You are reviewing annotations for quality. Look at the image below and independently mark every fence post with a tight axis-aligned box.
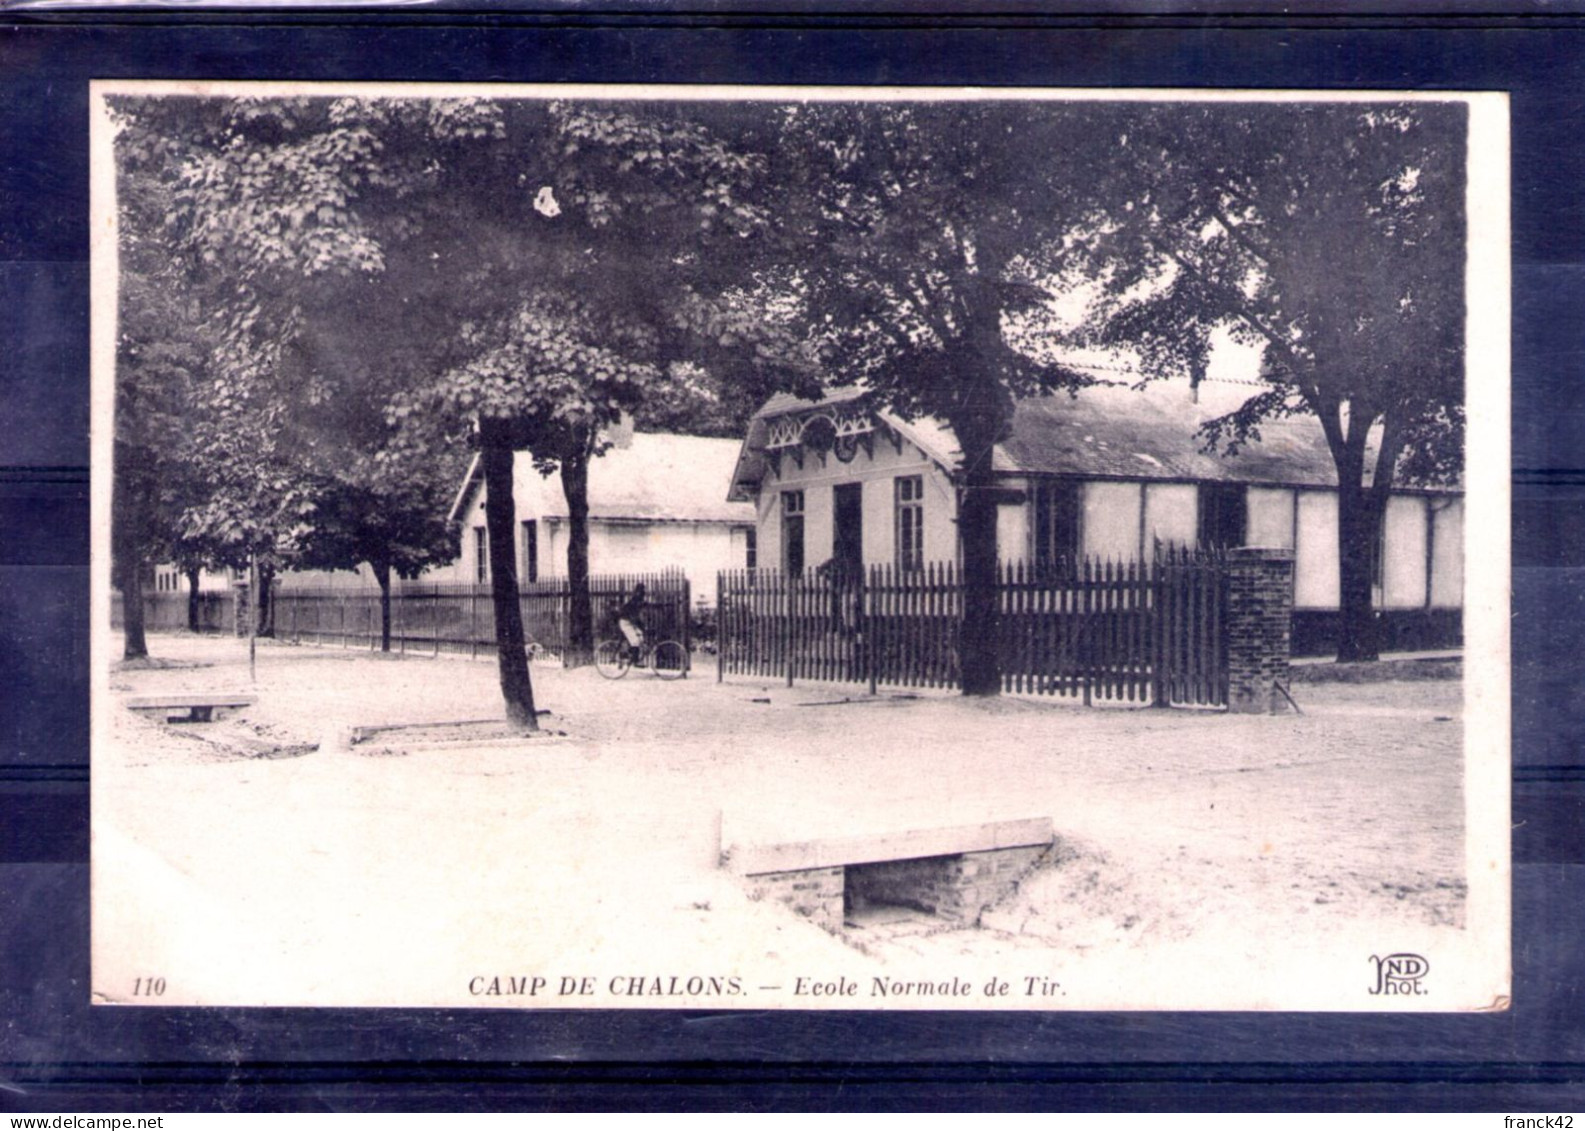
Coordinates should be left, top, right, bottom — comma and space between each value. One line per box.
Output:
681, 573, 692, 678
786, 573, 796, 689
865, 565, 878, 697
1081, 558, 1092, 707
1223, 547, 1295, 714
1160, 548, 1172, 700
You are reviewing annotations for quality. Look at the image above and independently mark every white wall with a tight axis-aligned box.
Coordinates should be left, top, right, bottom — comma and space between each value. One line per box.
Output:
406, 468, 750, 603
560, 521, 744, 605
1286, 489, 1461, 612
996, 477, 1030, 562
1381, 495, 1428, 609
1082, 481, 1144, 561
1246, 486, 1296, 549
1068, 480, 1197, 562
153, 564, 238, 593
757, 435, 957, 570
729, 525, 757, 572
1294, 490, 1340, 609
803, 478, 834, 570
1143, 482, 1197, 552
757, 488, 783, 575
1430, 499, 1464, 608
860, 478, 888, 565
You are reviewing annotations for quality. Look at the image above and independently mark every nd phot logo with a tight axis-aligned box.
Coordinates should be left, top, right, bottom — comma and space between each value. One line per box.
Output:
1368, 952, 1429, 996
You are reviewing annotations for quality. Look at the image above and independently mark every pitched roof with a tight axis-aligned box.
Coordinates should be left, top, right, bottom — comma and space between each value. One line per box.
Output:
453, 432, 757, 525
730, 379, 1437, 496
994, 380, 1347, 486
728, 387, 969, 501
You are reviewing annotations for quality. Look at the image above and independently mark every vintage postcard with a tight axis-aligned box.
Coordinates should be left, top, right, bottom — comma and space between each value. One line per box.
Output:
90, 81, 1509, 1011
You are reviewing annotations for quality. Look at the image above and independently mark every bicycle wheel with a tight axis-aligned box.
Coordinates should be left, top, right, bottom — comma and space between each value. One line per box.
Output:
649, 639, 688, 680
595, 639, 632, 680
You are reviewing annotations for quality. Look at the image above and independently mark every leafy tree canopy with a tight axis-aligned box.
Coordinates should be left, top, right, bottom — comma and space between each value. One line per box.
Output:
1063, 100, 1466, 660
1070, 101, 1465, 488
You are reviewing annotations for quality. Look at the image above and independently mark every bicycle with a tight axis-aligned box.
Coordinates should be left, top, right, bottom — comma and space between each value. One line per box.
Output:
594, 636, 689, 680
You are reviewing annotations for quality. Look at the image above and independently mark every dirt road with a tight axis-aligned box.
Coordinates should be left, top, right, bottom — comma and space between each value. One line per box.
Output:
96, 633, 1471, 1009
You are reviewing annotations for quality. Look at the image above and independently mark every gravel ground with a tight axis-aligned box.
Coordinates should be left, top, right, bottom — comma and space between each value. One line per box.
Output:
95, 631, 1471, 1009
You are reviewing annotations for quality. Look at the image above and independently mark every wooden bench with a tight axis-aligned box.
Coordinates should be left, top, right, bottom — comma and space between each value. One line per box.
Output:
123, 694, 257, 723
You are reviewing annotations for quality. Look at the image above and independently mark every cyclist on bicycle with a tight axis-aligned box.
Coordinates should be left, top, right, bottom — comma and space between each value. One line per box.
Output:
615, 582, 647, 664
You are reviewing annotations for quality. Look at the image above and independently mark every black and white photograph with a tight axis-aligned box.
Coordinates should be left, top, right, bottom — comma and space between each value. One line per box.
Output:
90, 82, 1509, 1011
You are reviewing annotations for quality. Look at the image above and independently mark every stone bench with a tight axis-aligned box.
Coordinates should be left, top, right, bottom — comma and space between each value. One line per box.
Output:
124, 693, 257, 724
723, 816, 1053, 932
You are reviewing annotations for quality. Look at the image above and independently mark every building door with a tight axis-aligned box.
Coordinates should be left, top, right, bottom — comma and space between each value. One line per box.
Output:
781, 490, 805, 575
833, 483, 864, 574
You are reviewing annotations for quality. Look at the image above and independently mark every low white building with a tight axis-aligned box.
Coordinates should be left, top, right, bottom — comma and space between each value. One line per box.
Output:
727, 381, 1463, 656
438, 431, 757, 606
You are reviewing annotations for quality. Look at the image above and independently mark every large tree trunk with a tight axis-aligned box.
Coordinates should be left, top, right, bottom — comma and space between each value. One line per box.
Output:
560, 443, 595, 669
121, 561, 148, 661
185, 566, 201, 632
948, 370, 1014, 697
374, 559, 393, 653
113, 440, 150, 660
954, 453, 1003, 695
479, 425, 538, 730
256, 563, 275, 637
1334, 465, 1388, 663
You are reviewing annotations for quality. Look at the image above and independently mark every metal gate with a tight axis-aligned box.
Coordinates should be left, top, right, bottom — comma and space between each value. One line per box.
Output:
1151, 545, 1229, 707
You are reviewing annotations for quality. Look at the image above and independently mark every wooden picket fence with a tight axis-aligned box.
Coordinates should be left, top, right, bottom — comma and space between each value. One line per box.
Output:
113, 590, 237, 635
996, 558, 1154, 702
272, 569, 691, 660
716, 550, 1227, 707
1153, 544, 1229, 708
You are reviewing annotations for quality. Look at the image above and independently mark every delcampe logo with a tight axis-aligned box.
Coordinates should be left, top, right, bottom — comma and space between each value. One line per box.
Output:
1368, 952, 1430, 996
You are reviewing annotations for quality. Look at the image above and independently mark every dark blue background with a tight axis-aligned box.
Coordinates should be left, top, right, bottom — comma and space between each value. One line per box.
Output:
2, 10, 1581, 1111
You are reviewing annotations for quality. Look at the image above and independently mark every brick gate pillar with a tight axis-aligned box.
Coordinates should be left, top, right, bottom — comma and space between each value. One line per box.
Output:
1224, 547, 1295, 714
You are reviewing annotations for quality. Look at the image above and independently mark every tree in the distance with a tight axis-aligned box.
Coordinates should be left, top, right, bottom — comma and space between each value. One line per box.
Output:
110, 111, 219, 658
111, 94, 501, 649
290, 461, 462, 653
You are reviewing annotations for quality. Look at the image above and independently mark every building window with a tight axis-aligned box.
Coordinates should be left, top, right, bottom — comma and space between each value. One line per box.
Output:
474, 526, 489, 584
895, 475, 924, 571
781, 490, 805, 575
745, 527, 758, 570
1034, 481, 1082, 570
520, 520, 538, 584
1198, 483, 1247, 549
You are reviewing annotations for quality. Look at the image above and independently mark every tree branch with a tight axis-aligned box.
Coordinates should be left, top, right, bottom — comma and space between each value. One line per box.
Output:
1147, 233, 1310, 377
